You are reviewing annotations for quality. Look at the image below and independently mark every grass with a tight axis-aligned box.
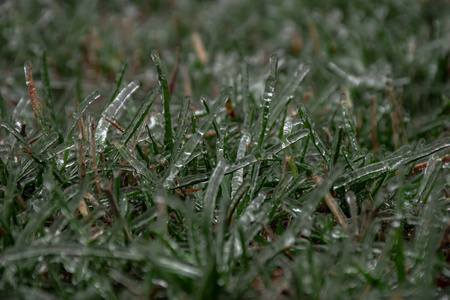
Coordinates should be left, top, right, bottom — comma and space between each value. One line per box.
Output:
0, 0, 449, 298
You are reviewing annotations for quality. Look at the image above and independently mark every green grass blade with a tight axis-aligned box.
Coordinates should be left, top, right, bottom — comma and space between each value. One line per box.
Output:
172, 96, 192, 157
123, 87, 158, 145
65, 90, 101, 139
340, 94, 358, 154
164, 87, 232, 188
415, 154, 443, 204
108, 61, 128, 104
242, 63, 252, 129
298, 103, 330, 162
203, 160, 228, 232
268, 63, 310, 130
151, 50, 173, 149
0, 91, 8, 121
114, 142, 160, 183
266, 129, 309, 155
95, 81, 139, 148
231, 132, 251, 198
330, 127, 344, 168
255, 54, 277, 149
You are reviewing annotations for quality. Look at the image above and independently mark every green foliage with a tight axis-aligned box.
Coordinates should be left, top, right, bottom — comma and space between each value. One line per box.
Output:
0, 0, 449, 299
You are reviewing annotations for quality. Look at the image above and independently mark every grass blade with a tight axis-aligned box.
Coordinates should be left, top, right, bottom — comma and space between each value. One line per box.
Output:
122, 87, 158, 145
298, 103, 330, 163
114, 142, 160, 183
255, 54, 277, 149
151, 50, 173, 149
203, 160, 228, 231
164, 87, 232, 188
95, 81, 139, 147
108, 61, 128, 104
231, 132, 251, 198
172, 96, 192, 158
268, 63, 310, 130
65, 91, 101, 139
340, 93, 358, 154
0, 91, 8, 121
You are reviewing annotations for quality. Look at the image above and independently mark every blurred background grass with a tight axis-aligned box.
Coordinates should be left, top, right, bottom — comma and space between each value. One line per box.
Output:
1, 0, 448, 117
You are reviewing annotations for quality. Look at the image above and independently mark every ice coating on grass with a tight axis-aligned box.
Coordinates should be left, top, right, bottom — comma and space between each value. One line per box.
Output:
203, 160, 228, 226
298, 105, 330, 162
267, 129, 309, 155
340, 95, 358, 153
415, 154, 442, 204
114, 142, 159, 184
333, 137, 450, 191
36, 132, 59, 156
122, 87, 158, 145
231, 132, 251, 199
239, 193, 265, 225
65, 91, 101, 139
151, 50, 173, 149
268, 63, 309, 130
283, 118, 293, 137
13, 97, 27, 121
172, 148, 264, 189
255, 75, 276, 149
242, 64, 252, 129
164, 87, 232, 188
95, 81, 139, 148
172, 96, 191, 156
216, 123, 227, 160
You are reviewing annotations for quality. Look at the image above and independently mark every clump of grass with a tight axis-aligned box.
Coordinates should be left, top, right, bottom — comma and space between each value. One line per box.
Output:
0, 1, 450, 299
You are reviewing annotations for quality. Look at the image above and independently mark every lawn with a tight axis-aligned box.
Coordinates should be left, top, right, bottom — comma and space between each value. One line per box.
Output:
0, 0, 449, 299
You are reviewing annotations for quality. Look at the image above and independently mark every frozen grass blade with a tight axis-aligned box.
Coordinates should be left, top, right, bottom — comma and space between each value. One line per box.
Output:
268, 63, 310, 130
173, 129, 307, 189
415, 154, 442, 204
65, 91, 101, 139
172, 96, 192, 158
266, 129, 309, 155
340, 93, 358, 154
203, 160, 227, 232
330, 127, 344, 168
114, 142, 160, 183
122, 87, 158, 145
255, 54, 277, 149
152, 50, 173, 149
242, 63, 253, 129
95, 81, 139, 148
231, 132, 250, 199
164, 87, 232, 188
298, 103, 330, 163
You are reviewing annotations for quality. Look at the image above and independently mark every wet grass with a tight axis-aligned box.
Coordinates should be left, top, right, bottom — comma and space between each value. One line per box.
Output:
0, 0, 450, 298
